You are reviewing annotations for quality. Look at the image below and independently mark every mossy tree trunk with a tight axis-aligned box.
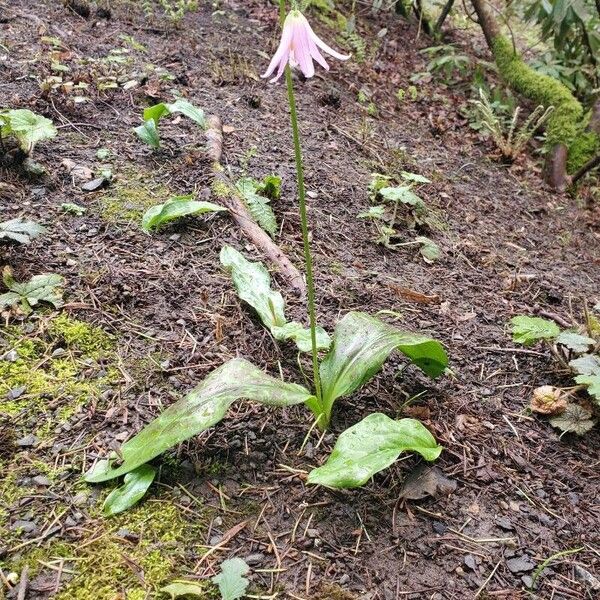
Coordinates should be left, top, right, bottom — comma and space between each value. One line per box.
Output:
470, 0, 600, 189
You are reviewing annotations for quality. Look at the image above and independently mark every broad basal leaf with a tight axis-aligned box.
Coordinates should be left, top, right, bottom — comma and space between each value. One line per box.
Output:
379, 186, 425, 209
0, 267, 64, 313
549, 404, 595, 435
134, 119, 160, 148
510, 315, 560, 346
84, 358, 315, 482
556, 331, 595, 353
574, 374, 600, 405
212, 558, 250, 600
102, 464, 156, 516
3, 109, 57, 153
271, 321, 331, 353
569, 354, 600, 376
307, 413, 442, 488
143, 99, 205, 128
313, 311, 447, 425
0, 218, 45, 244
236, 177, 277, 236
220, 245, 286, 329
220, 246, 330, 353
141, 195, 226, 232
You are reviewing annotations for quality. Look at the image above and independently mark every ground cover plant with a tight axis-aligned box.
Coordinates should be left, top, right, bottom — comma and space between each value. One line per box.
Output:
1, 0, 599, 598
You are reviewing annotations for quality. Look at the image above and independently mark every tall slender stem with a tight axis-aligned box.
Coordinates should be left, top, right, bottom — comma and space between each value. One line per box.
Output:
284, 67, 323, 408
277, 0, 322, 408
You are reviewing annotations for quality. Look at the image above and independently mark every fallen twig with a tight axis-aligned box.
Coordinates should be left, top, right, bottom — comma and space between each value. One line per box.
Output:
205, 115, 306, 295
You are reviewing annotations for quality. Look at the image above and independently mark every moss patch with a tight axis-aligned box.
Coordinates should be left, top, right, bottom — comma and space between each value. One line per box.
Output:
491, 36, 599, 172
0, 317, 117, 425
100, 174, 171, 223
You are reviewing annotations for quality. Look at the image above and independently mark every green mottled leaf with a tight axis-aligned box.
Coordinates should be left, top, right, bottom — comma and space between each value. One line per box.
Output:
271, 321, 331, 353
220, 246, 330, 353
307, 413, 442, 488
574, 374, 600, 405
134, 119, 160, 148
556, 331, 595, 353
1, 109, 57, 153
510, 316, 560, 346
569, 354, 600, 376
212, 558, 250, 600
143, 99, 205, 128
160, 581, 207, 598
220, 245, 286, 329
549, 404, 595, 435
141, 195, 226, 232
357, 205, 386, 220
102, 464, 156, 516
311, 312, 447, 426
0, 219, 45, 244
84, 358, 315, 482
236, 177, 277, 236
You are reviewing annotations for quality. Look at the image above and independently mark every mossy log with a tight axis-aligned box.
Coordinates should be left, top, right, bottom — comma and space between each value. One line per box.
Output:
470, 0, 600, 188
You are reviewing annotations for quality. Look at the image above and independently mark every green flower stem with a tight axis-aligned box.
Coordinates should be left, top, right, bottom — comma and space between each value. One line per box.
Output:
279, 0, 323, 415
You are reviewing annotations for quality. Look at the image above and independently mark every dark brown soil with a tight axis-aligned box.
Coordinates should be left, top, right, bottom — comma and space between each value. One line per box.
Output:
1, 1, 599, 599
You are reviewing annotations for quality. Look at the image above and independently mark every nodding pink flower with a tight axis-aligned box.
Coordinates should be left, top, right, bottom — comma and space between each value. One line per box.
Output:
262, 10, 350, 83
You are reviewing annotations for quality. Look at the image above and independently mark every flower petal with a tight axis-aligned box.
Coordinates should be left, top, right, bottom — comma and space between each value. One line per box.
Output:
262, 17, 294, 79
308, 35, 330, 71
306, 21, 350, 61
292, 19, 315, 78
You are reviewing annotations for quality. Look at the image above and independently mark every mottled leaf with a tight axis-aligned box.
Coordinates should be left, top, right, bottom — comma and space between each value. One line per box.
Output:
271, 321, 331, 353
569, 354, 600, 376
134, 119, 160, 148
0, 267, 64, 313
312, 311, 447, 425
379, 186, 425, 208
307, 413, 442, 488
141, 195, 226, 232
102, 464, 156, 516
84, 358, 315, 482
510, 316, 560, 346
212, 558, 250, 600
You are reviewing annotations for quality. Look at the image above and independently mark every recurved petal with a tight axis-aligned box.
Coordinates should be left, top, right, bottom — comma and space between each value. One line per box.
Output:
261, 18, 294, 79
308, 35, 330, 71
292, 19, 315, 78
306, 21, 350, 61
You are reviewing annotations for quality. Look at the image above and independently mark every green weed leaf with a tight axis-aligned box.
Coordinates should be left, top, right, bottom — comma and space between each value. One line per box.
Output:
569, 354, 600, 376
556, 331, 595, 353
574, 375, 600, 405
415, 236, 440, 263
313, 312, 447, 425
510, 316, 560, 346
212, 558, 250, 600
400, 171, 431, 184
0, 267, 64, 313
1, 109, 57, 153
549, 404, 595, 435
102, 464, 156, 516
160, 581, 206, 599
271, 321, 331, 353
379, 186, 425, 208
0, 218, 45, 244
84, 358, 315, 482
307, 413, 442, 488
141, 195, 226, 232
236, 177, 277, 236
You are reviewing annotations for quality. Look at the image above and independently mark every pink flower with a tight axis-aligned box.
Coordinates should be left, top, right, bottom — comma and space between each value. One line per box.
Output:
262, 10, 350, 83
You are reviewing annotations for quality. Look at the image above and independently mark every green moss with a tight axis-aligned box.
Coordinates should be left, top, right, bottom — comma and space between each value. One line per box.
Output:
0, 317, 117, 427
491, 36, 599, 172
101, 176, 170, 223
49, 498, 210, 600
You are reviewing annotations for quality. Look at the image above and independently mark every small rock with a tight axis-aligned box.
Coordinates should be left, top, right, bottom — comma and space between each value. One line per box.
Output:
521, 575, 533, 588
432, 521, 447, 534
52, 348, 66, 358
11, 520, 36, 533
306, 528, 319, 538
463, 555, 477, 571
244, 553, 264, 566
506, 555, 536, 574
81, 177, 108, 192
72, 493, 88, 507
339, 574, 350, 585
209, 535, 222, 545
32, 475, 51, 486
7, 386, 26, 400
0, 349, 18, 362
16, 434, 38, 447
495, 517, 514, 531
